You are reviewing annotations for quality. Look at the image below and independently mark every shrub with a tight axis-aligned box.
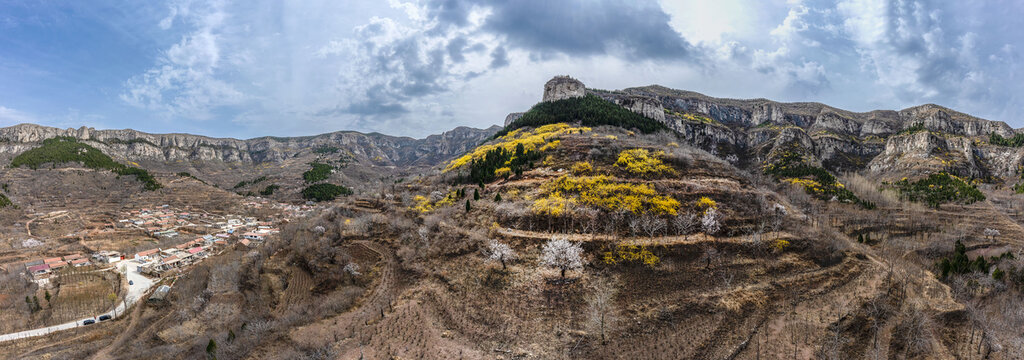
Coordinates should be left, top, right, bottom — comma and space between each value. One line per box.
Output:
570, 161, 593, 175
763, 147, 873, 209
535, 175, 679, 215
615, 149, 675, 177
259, 184, 279, 196
890, 172, 984, 208
601, 243, 659, 268
233, 176, 267, 189
300, 183, 352, 202
0, 194, 11, 208
989, 132, 1024, 147
695, 196, 717, 210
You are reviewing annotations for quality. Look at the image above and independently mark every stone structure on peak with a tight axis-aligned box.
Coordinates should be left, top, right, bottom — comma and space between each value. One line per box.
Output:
542, 75, 586, 102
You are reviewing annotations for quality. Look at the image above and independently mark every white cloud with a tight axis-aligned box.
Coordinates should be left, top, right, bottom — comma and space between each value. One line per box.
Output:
0, 106, 37, 126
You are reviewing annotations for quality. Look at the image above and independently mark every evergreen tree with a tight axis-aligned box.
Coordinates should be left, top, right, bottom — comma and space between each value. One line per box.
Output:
473, 188, 480, 200
494, 193, 502, 202
857, 234, 864, 243
206, 339, 217, 359
465, 199, 472, 212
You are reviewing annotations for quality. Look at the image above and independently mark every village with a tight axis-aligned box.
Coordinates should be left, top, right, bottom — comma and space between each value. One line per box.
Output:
21, 202, 297, 280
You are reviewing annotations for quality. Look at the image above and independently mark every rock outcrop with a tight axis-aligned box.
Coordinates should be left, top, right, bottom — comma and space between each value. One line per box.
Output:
0, 123, 501, 167
542, 76, 586, 102
504, 112, 524, 127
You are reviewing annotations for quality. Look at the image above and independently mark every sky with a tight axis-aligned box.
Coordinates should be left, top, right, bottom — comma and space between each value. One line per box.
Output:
0, 0, 1022, 139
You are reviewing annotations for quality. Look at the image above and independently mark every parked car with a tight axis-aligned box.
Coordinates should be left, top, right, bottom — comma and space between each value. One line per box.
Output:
98, 314, 111, 321
82, 319, 95, 325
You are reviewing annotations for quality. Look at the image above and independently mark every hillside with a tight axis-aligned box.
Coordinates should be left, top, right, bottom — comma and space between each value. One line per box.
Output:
3, 76, 1024, 359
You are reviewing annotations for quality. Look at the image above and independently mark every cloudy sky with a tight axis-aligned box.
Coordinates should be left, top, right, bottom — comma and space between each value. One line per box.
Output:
0, 0, 1021, 139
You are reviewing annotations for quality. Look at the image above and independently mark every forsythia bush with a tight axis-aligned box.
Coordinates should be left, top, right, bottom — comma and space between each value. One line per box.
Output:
533, 175, 679, 215
615, 148, 675, 177
602, 243, 660, 268
411, 191, 458, 213
772, 239, 790, 252
570, 161, 593, 175
695, 196, 717, 210
445, 123, 590, 171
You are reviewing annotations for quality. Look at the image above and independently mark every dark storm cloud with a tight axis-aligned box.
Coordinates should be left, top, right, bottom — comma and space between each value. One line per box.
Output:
441, 0, 692, 60
489, 46, 508, 69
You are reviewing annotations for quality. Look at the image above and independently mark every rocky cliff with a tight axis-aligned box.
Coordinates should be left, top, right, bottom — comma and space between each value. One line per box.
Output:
0, 123, 501, 168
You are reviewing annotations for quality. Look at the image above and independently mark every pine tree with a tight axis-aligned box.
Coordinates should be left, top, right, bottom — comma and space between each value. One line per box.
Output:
857, 234, 864, 243
465, 199, 472, 212
474, 188, 480, 200
494, 193, 502, 202
207, 339, 217, 359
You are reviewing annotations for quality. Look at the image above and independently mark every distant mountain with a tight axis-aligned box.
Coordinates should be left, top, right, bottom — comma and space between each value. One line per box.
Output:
0, 123, 501, 167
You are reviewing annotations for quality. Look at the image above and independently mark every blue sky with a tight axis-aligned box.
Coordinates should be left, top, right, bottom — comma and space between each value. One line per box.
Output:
1, 0, 1022, 139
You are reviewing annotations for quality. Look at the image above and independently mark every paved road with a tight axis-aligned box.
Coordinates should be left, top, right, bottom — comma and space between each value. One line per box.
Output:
0, 261, 157, 343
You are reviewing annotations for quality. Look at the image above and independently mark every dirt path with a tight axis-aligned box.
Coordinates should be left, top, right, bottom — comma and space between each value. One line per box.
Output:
88, 297, 146, 360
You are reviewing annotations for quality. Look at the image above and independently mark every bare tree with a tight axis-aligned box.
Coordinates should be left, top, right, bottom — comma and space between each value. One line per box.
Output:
541, 237, 585, 278
672, 212, 697, 239
486, 240, 517, 270
628, 217, 642, 237
640, 215, 666, 238
586, 277, 618, 344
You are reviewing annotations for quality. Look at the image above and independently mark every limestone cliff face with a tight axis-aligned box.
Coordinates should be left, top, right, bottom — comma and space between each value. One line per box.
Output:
613, 95, 665, 122
0, 123, 501, 167
542, 76, 586, 102
504, 112, 524, 127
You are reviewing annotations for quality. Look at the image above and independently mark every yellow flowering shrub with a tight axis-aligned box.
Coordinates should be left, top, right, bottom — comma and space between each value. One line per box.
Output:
570, 161, 593, 175
536, 175, 679, 215
602, 243, 660, 268
444, 123, 590, 171
494, 167, 512, 178
615, 148, 676, 177
411, 191, 458, 213
531, 191, 572, 216
772, 239, 790, 252
695, 196, 717, 210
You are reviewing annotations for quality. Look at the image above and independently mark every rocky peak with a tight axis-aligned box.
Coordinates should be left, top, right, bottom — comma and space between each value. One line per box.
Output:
543, 75, 586, 102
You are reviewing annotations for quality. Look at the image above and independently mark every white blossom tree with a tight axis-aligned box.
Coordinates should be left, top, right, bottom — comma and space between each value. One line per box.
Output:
541, 237, 585, 278
486, 240, 517, 270
702, 208, 722, 239
984, 228, 1000, 242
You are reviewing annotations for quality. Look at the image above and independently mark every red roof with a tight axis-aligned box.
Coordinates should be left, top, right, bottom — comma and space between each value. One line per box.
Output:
71, 259, 88, 265
28, 264, 50, 273
187, 247, 203, 254
44, 257, 63, 264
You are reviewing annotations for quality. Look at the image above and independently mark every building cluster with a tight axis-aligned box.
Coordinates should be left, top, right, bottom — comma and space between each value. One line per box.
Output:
24, 254, 90, 276
117, 206, 203, 237
25, 207, 281, 279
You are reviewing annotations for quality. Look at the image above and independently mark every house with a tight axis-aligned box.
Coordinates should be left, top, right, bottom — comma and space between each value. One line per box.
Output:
148, 285, 171, 305
237, 239, 252, 248
63, 254, 83, 262
135, 249, 160, 261
186, 247, 207, 258
43, 257, 64, 265
28, 264, 50, 276
24, 259, 44, 268
241, 232, 265, 241
92, 251, 123, 264
71, 258, 89, 267
49, 262, 68, 271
